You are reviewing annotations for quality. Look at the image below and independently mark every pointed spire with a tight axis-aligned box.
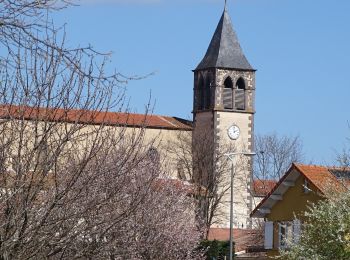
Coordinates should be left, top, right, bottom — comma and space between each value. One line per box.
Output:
195, 6, 254, 71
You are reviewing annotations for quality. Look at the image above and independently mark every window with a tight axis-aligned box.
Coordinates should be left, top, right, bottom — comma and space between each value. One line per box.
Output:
278, 222, 291, 249
205, 76, 212, 109
197, 75, 204, 110
223, 77, 233, 109
278, 220, 301, 249
304, 178, 311, 194
147, 147, 160, 164
234, 77, 246, 110
177, 160, 187, 180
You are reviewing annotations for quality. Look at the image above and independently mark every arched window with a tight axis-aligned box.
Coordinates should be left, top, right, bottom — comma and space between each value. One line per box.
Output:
197, 75, 204, 110
147, 147, 160, 166
205, 76, 212, 109
235, 77, 246, 110
223, 77, 233, 109
177, 159, 187, 180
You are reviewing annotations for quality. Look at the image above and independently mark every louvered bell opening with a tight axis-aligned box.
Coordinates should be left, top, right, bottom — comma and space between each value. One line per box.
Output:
205, 87, 211, 109
223, 88, 233, 109
235, 89, 245, 110
197, 89, 202, 110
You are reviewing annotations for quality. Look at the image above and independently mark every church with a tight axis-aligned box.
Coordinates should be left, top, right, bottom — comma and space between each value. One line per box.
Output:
89, 4, 258, 230
145, 4, 257, 230
0, 4, 257, 232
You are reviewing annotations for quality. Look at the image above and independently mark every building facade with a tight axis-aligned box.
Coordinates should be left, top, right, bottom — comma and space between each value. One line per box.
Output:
251, 163, 349, 257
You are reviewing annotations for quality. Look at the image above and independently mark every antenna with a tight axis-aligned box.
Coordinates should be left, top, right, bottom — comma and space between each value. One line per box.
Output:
224, 0, 228, 10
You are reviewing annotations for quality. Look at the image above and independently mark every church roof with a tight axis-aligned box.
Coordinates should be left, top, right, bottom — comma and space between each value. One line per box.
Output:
0, 104, 192, 131
195, 7, 254, 71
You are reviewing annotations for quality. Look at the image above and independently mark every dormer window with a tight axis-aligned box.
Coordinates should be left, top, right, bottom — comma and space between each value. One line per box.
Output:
235, 77, 246, 110
304, 178, 311, 194
223, 77, 233, 109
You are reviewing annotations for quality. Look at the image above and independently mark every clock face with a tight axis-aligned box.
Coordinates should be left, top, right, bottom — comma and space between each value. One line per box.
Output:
228, 125, 240, 140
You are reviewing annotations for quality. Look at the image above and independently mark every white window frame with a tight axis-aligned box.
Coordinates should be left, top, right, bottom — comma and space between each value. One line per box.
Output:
304, 178, 311, 193
278, 220, 301, 249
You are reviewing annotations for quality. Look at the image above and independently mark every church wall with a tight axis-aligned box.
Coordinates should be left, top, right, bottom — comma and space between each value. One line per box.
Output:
192, 68, 256, 229
0, 117, 191, 180
138, 127, 193, 179
192, 111, 215, 185
213, 111, 254, 229
207, 69, 255, 229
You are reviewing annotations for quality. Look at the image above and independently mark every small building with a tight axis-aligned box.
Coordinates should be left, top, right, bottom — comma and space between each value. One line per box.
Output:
251, 163, 349, 257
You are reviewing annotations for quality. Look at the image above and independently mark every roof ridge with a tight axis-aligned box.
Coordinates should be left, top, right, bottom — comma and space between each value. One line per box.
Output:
157, 116, 179, 128
0, 104, 193, 130
0, 104, 186, 120
215, 10, 226, 68
295, 163, 350, 172
251, 163, 350, 218
294, 163, 329, 168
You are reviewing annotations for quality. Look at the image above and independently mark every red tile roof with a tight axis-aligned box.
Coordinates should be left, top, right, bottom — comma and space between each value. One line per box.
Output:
251, 163, 350, 218
0, 104, 192, 131
207, 228, 263, 252
294, 164, 347, 194
253, 179, 277, 197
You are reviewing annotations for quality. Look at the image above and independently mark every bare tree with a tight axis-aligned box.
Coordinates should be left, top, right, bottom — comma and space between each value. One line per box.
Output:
336, 128, 350, 168
336, 147, 350, 169
0, 1, 203, 259
254, 133, 304, 181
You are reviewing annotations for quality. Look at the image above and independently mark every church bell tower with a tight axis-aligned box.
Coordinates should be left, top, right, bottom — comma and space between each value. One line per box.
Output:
193, 5, 256, 228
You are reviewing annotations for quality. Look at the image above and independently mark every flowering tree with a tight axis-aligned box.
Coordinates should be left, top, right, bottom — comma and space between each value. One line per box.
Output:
280, 190, 350, 260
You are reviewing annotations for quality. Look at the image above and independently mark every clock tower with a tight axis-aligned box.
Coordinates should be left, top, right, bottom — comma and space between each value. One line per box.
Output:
193, 5, 256, 228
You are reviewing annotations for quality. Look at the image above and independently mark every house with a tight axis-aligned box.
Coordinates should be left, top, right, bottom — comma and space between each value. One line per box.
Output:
251, 163, 349, 257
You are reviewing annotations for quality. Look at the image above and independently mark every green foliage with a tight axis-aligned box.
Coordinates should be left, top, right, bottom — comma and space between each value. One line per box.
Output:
281, 190, 350, 260
199, 240, 232, 260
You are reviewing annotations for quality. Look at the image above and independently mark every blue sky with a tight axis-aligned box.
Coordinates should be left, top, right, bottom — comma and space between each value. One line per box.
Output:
55, 0, 350, 164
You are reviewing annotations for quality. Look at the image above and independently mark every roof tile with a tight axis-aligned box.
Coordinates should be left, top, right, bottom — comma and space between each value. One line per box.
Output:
0, 104, 192, 131
253, 179, 277, 197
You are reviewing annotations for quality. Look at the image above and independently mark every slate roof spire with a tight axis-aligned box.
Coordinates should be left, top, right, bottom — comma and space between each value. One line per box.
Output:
195, 5, 254, 71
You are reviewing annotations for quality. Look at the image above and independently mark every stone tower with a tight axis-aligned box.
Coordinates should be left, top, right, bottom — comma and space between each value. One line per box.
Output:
193, 6, 256, 229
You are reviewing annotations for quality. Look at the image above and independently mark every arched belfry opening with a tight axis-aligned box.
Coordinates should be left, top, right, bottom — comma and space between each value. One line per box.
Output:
235, 77, 246, 110
223, 77, 233, 109
205, 75, 212, 109
197, 75, 204, 110
236, 77, 245, 90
